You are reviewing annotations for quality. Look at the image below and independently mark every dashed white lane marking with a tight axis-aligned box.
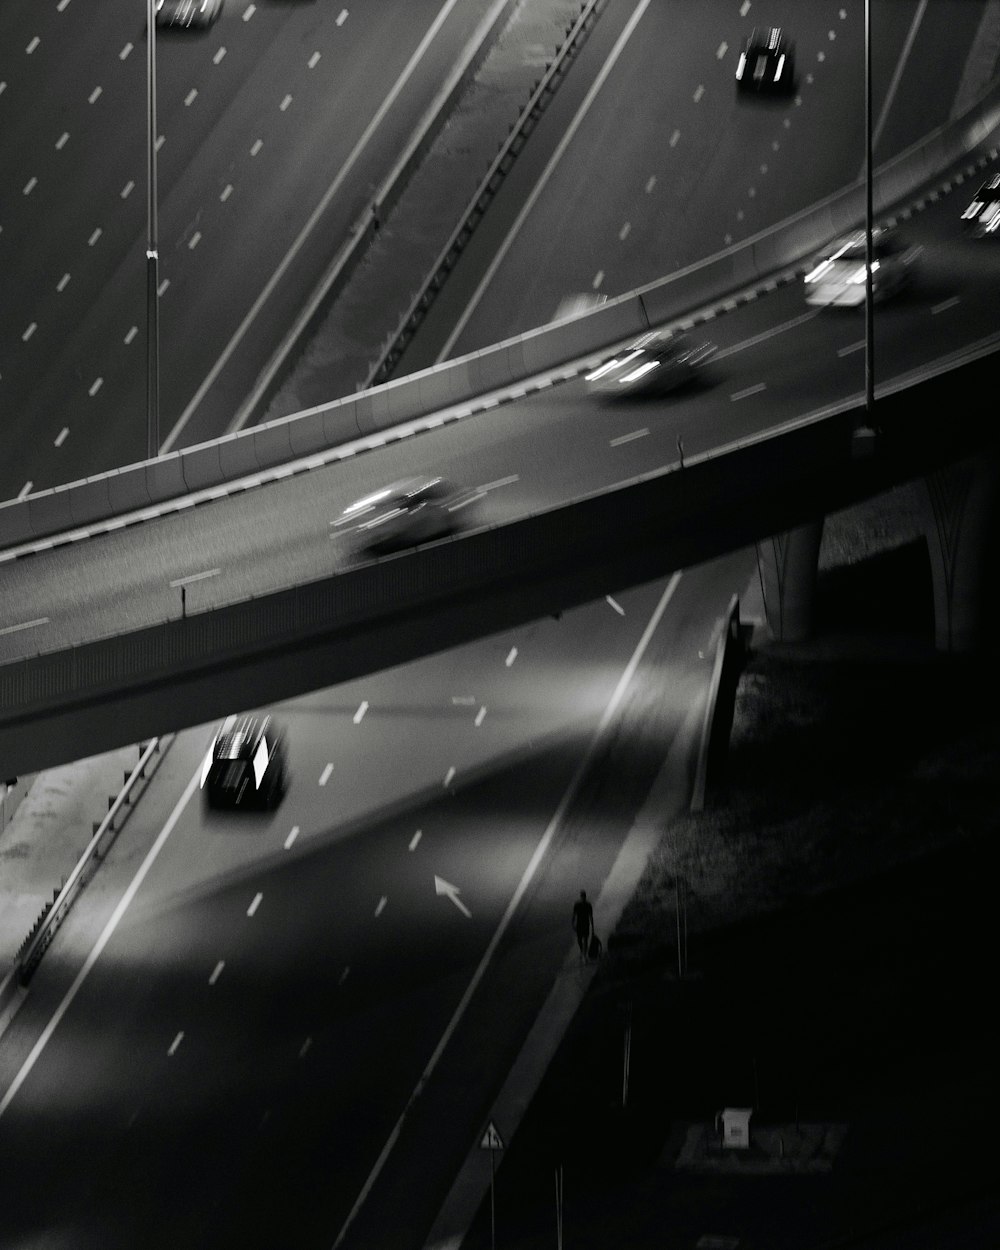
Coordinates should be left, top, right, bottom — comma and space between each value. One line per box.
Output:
716, 41, 728, 58
505, 646, 518, 667
319, 763, 334, 787
88, 86, 101, 104
167, 1032, 184, 1056
188, 231, 201, 250
610, 428, 648, 447
619, 221, 630, 240
731, 382, 767, 401
54, 428, 69, 447
592, 269, 604, 289
353, 701, 368, 724
213, 47, 226, 64
740, 0, 750, 14
88, 228, 102, 246
247, 892, 263, 917
284, 825, 299, 850
336, 9, 348, 24
23, 177, 37, 196
209, 961, 224, 985
474, 706, 487, 727
88, 377, 103, 396
26, 36, 40, 54
374, 896, 387, 918
299, 1036, 312, 1058
169, 568, 220, 587
606, 595, 625, 616
220, 184, 233, 202
157, 278, 169, 296
280, 94, 292, 111
243, 3, 256, 18
443, 766, 456, 788
184, 89, 198, 107
120, 180, 134, 199
17, 482, 32, 500
57, 0, 71, 10
338, 966, 350, 985
308, 52, 320, 69
693, 84, 704, 102
0, 618, 49, 638
124, 326, 138, 344
931, 296, 960, 315
55, 132, 69, 149
250, 139, 263, 156
120, 42, 133, 60
670, 129, 680, 147
155, 134, 165, 152
409, 830, 422, 851
22, 323, 37, 342
56, 273, 70, 292
645, 174, 656, 192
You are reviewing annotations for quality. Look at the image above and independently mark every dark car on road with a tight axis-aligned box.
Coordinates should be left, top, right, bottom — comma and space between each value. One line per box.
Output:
960, 172, 1000, 237
201, 714, 287, 810
585, 330, 716, 397
155, 0, 224, 29
736, 27, 794, 96
334, 476, 481, 556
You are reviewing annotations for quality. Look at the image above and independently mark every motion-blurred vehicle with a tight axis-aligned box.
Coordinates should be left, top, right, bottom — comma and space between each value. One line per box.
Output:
335, 476, 480, 555
201, 713, 287, 810
585, 330, 716, 397
803, 228, 918, 307
960, 172, 1000, 237
735, 27, 794, 95
155, 0, 223, 29
551, 293, 608, 323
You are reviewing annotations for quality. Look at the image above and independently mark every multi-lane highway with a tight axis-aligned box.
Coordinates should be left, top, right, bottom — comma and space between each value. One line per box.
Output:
0, 0, 501, 499
1, 3, 998, 1248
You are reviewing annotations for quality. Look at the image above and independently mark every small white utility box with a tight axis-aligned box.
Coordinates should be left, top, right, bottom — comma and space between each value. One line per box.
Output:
719, 1106, 752, 1150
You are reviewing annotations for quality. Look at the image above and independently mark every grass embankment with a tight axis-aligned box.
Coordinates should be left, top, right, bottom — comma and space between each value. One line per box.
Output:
475, 483, 1000, 1246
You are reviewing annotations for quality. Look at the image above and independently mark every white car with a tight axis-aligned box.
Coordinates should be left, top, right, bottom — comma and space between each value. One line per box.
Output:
804, 229, 918, 308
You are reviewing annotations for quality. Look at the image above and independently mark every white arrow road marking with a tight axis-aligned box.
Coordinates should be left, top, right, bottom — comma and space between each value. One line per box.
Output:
434, 875, 471, 919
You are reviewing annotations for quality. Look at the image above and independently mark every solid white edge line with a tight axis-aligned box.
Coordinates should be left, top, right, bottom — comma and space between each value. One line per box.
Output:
0, 768, 200, 1120
331, 570, 683, 1248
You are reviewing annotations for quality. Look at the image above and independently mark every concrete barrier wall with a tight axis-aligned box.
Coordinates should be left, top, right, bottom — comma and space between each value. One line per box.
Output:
3, 79, 1000, 554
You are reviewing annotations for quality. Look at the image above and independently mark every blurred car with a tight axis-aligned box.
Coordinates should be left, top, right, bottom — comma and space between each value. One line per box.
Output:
585, 330, 716, 397
735, 27, 794, 95
335, 476, 480, 555
803, 228, 918, 307
201, 713, 287, 810
155, 0, 223, 29
960, 172, 1000, 237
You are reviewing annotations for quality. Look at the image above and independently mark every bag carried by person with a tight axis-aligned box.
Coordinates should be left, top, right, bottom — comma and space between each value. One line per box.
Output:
588, 933, 602, 960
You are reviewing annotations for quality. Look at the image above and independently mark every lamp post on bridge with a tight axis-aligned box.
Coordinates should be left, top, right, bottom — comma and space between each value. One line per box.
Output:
855, 0, 878, 457
146, 0, 160, 461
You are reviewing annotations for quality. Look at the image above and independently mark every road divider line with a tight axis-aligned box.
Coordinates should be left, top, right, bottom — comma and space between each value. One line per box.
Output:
247, 893, 262, 918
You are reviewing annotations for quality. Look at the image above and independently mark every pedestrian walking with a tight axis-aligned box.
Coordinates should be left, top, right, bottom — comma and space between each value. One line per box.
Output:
572, 890, 594, 964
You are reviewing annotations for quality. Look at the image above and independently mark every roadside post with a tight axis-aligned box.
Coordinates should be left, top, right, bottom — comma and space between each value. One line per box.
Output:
480, 1120, 504, 1250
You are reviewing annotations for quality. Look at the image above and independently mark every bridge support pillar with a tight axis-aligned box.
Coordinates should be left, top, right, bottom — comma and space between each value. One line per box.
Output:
920, 451, 999, 654
754, 521, 824, 643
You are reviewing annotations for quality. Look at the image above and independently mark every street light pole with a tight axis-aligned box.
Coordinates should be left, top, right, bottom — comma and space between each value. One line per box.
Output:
855, 0, 877, 456
146, 0, 160, 460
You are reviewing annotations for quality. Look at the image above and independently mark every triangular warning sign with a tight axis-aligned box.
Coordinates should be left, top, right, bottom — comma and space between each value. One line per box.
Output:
480, 1120, 504, 1150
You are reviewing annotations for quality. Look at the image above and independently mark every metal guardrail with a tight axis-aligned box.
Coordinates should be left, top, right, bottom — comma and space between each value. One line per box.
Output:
14, 736, 173, 985
367, 0, 607, 386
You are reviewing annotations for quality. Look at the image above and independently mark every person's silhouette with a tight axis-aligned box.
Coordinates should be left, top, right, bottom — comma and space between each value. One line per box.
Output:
572, 890, 594, 963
